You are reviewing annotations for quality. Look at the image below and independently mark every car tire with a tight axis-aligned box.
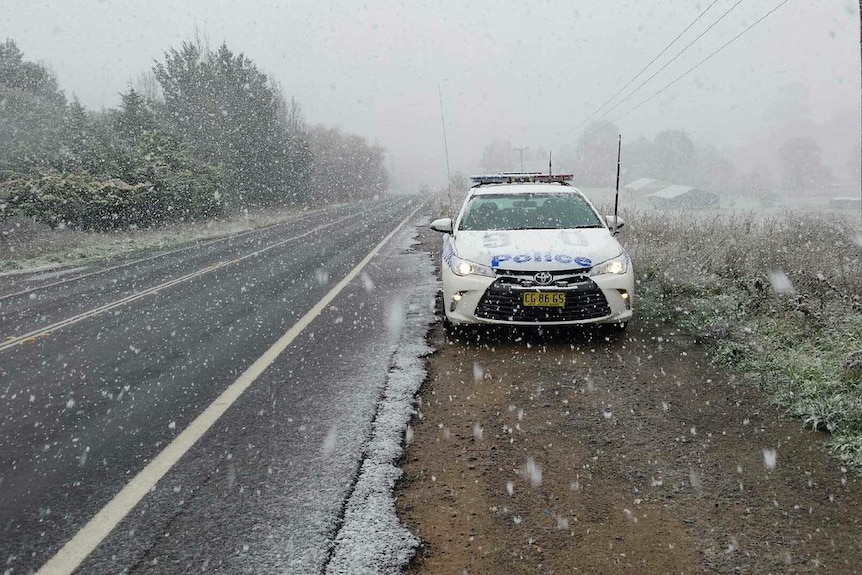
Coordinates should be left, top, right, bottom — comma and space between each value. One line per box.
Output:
442, 314, 454, 330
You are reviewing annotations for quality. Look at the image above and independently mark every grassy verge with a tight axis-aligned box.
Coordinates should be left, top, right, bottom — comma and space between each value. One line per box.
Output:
626, 210, 862, 470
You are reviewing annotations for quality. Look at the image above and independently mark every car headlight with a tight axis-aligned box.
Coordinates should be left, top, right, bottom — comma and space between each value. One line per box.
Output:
590, 252, 629, 276
449, 254, 496, 277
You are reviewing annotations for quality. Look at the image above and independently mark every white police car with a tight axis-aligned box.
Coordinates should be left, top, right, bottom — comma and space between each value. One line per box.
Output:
430, 173, 633, 327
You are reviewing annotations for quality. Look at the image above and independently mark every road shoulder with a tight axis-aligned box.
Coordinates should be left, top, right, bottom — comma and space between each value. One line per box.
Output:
397, 227, 862, 574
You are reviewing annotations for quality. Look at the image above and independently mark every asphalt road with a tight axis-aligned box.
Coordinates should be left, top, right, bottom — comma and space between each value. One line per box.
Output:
0, 196, 431, 574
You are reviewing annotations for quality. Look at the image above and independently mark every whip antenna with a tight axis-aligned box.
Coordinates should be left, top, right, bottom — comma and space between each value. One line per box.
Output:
613, 135, 622, 234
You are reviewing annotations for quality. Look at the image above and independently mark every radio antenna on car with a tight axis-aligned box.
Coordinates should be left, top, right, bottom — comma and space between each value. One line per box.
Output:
613, 135, 622, 235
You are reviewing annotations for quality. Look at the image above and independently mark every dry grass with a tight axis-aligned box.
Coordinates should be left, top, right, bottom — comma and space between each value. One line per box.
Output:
430, 185, 862, 467
626, 210, 862, 297
625, 209, 862, 470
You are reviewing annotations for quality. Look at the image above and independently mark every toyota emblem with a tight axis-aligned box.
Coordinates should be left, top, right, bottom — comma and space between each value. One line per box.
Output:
533, 271, 553, 285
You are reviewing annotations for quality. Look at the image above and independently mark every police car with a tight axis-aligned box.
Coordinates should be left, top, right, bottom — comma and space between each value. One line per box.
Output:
430, 173, 634, 327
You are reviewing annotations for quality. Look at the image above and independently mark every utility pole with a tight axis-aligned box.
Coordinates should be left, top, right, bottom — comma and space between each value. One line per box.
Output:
438, 85, 452, 202
514, 146, 528, 172
859, 1, 861, 225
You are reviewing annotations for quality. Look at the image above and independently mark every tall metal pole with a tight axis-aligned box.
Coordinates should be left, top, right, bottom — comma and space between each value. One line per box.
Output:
613, 135, 622, 235
858, 1, 861, 225
438, 85, 452, 196
515, 146, 528, 171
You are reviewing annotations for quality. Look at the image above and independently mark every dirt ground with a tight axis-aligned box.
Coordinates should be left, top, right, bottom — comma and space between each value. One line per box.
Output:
395, 230, 862, 575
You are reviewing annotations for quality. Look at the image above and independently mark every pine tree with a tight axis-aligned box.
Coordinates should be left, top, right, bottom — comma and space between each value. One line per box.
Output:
154, 40, 312, 208
0, 39, 67, 176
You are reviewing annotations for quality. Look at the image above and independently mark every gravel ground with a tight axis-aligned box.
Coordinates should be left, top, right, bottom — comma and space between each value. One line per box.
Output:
396, 228, 862, 575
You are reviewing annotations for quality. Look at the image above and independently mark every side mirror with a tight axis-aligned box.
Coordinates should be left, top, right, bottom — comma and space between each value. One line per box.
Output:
430, 217, 453, 234
605, 215, 625, 232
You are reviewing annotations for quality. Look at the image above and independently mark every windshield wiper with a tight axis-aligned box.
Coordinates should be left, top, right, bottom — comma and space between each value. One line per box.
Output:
492, 225, 604, 230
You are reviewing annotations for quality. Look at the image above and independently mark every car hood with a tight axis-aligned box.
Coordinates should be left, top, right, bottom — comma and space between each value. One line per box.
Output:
453, 228, 623, 271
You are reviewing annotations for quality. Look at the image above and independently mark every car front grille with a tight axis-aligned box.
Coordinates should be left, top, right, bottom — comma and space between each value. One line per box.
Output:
475, 276, 611, 322
495, 266, 592, 280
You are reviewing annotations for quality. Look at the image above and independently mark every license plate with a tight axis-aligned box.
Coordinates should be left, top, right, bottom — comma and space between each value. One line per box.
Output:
522, 292, 566, 307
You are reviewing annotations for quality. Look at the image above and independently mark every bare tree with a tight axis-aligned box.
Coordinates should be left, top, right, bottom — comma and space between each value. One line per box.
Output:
132, 70, 162, 103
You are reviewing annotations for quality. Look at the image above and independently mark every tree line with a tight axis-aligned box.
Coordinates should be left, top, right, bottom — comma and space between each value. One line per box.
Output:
479, 120, 836, 197
0, 38, 388, 231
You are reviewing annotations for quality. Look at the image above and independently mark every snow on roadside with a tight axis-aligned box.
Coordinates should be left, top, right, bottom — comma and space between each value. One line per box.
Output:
0, 207, 313, 274
325, 228, 437, 575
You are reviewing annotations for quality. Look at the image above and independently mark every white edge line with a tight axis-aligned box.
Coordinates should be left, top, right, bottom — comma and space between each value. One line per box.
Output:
0, 204, 339, 300
35, 204, 422, 575
1, 208, 371, 352
0, 264, 226, 352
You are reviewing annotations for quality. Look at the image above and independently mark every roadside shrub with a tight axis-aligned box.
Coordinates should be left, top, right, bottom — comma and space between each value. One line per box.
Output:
627, 209, 862, 472
0, 171, 224, 230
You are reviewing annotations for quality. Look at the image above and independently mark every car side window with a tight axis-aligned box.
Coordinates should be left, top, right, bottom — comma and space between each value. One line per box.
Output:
460, 199, 499, 230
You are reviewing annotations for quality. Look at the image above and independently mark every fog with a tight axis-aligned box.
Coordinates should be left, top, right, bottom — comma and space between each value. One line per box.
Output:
3, 0, 859, 190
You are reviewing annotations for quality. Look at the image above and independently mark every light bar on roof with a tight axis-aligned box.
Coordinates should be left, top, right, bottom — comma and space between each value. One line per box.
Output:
470, 173, 574, 185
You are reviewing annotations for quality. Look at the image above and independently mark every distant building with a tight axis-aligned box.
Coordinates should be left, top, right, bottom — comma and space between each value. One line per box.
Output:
623, 178, 666, 194
647, 185, 719, 209
829, 196, 862, 211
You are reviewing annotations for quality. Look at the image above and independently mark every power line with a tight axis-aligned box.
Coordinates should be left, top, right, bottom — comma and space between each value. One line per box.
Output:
595, 0, 746, 123
612, 0, 790, 123
558, 0, 722, 142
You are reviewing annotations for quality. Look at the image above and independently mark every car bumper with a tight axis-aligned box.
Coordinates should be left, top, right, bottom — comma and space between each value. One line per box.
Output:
441, 264, 634, 326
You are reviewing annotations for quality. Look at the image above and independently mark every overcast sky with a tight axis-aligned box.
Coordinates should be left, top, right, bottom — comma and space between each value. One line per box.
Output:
3, 1, 860, 189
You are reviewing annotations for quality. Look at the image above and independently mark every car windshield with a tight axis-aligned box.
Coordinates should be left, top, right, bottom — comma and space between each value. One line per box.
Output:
458, 193, 603, 231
